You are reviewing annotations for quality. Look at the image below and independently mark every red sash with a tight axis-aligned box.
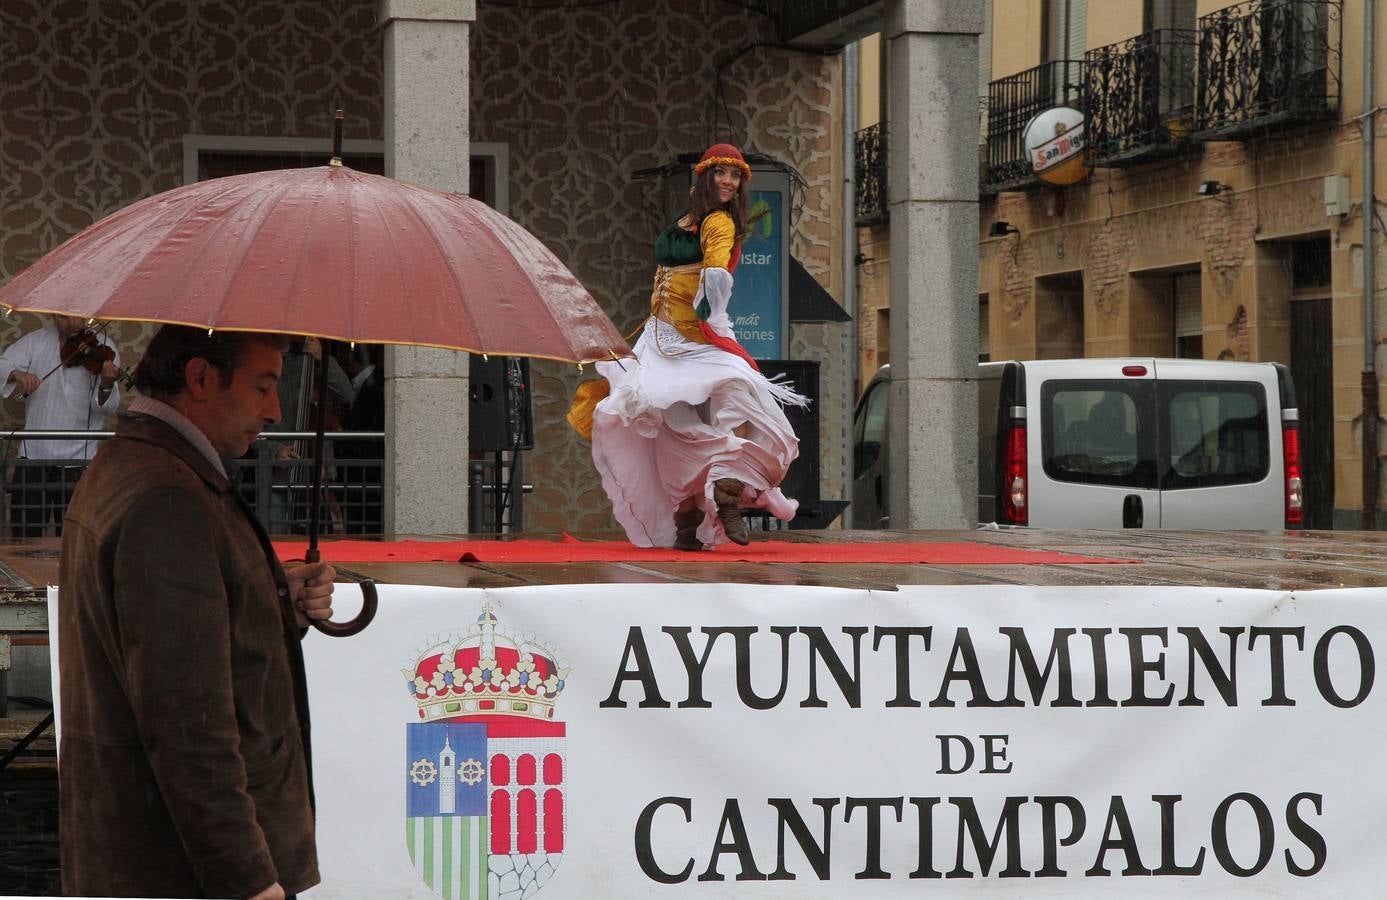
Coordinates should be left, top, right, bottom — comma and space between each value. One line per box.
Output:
698, 322, 760, 372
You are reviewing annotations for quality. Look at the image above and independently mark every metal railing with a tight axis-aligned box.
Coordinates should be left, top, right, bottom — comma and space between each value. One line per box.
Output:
983, 59, 1085, 192
1086, 29, 1198, 165
0, 431, 531, 538
239, 434, 387, 536
0, 431, 386, 539
1195, 0, 1342, 137
853, 123, 887, 226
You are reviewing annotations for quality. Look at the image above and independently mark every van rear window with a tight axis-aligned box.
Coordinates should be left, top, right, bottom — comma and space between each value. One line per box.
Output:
1041, 382, 1157, 489
1161, 382, 1269, 489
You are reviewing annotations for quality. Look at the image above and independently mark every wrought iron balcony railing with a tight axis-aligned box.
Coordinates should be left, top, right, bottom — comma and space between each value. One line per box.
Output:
1086, 29, 1198, 165
1196, 0, 1342, 137
983, 59, 1085, 192
854, 122, 887, 226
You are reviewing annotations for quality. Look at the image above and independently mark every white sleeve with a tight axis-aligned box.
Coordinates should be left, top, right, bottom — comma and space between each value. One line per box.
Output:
0, 331, 39, 399
697, 267, 735, 339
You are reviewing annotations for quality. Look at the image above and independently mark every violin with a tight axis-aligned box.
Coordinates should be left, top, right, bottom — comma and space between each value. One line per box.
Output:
62, 330, 117, 376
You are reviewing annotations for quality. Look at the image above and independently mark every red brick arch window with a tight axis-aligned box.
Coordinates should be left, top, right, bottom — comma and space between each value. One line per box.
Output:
544, 788, 564, 852
490, 790, 511, 854
517, 789, 537, 854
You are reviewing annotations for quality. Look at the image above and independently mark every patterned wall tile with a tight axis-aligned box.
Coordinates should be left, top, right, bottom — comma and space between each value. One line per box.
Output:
472, 1, 842, 531
0, 0, 843, 532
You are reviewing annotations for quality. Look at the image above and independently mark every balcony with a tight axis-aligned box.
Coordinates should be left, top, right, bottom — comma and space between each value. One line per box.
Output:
982, 60, 1085, 193
854, 122, 887, 226
1086, 29, 1198, 166
1195, 0, 1342, 138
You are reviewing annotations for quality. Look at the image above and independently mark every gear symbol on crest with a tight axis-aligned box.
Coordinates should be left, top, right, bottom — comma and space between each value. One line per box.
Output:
459, 758, 485, 786
410, 759, 437, 786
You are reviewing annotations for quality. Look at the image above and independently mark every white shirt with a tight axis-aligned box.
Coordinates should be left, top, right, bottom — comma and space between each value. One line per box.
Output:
0, 322, 120, 460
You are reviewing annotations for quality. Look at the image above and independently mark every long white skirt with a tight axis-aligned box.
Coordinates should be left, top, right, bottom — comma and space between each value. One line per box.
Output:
592, 318, 805, 548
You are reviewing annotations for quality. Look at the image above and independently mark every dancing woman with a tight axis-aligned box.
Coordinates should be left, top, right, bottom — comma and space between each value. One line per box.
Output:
574, 143, 807, 550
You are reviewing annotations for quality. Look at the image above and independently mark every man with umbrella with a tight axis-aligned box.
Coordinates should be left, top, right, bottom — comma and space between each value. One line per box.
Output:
0, 140, 632, 898
58, 325, 336, 899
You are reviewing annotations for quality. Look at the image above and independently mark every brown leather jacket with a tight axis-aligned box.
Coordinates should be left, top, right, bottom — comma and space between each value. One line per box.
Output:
58, 412, 318, 898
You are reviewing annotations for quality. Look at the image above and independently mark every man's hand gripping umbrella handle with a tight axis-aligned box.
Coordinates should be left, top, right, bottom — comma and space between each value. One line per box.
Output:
299, 335, 378, 638
304, 545, 379, 638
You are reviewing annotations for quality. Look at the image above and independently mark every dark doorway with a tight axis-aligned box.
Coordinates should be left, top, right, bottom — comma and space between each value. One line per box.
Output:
1290, 299, 1333, 529
1034, 271, 1084, 358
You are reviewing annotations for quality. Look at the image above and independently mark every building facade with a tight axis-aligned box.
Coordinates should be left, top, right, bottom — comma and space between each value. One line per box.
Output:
0, 0, 852, 534
855, 0, 1386, 529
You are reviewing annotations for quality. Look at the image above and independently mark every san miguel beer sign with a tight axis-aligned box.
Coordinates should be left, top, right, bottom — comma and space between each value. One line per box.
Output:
1024, 106, 1091, 186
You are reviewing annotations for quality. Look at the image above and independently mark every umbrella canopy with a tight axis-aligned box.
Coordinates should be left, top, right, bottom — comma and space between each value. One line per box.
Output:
0, 163, 631, 637
0, 165, 630, 364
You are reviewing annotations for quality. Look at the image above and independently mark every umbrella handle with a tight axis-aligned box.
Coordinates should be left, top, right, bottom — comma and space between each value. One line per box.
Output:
310, 578, 380, 638
300, 492, 378, 637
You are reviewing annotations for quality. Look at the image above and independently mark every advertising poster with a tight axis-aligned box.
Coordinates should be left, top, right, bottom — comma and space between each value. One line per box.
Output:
729, 181, 786, 360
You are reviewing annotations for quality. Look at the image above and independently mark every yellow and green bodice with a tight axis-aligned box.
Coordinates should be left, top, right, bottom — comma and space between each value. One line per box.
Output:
649, 210, 736, 343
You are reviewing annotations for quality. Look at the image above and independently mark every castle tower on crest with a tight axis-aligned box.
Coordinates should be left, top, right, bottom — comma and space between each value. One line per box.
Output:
438, 734, 456, 815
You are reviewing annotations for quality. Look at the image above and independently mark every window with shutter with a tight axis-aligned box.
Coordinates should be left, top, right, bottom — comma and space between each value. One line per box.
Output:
1174, 271, 1203, 358
1174, 272, 1202, 338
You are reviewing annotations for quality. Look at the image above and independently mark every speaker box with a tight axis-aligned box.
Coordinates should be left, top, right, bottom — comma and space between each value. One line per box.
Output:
757, 359, 820, 510
469, 356, 534, 452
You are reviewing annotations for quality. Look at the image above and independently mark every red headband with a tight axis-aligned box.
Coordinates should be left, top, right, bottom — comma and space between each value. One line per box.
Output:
695, 143, 752, 181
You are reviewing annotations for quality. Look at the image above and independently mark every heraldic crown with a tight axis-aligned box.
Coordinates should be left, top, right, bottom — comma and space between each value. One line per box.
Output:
403, 600, 570, 723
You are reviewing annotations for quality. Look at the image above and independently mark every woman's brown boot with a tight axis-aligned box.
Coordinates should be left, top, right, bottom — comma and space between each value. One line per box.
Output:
713, 478, 750, 545
673, 506, 704, 551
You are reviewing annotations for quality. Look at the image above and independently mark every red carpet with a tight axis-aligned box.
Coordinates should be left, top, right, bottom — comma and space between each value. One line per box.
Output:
273, 536, 1137, 566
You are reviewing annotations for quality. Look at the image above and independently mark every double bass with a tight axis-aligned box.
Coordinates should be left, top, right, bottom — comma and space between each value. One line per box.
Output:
289, 334, 379, 639
290, 338, 345, 533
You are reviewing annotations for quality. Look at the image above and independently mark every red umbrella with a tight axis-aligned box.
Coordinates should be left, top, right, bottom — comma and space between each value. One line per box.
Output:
0, 141, 630, 636
0, 165, 629, 364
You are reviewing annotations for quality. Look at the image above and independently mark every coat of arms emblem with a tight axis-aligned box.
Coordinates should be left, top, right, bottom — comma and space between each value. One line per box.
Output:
403, 601, 569, 899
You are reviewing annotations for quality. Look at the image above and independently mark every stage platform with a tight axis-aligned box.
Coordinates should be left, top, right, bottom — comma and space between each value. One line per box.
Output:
4, 525, 1382, 749
1, 528, 1385, 894
283, 527, 1387, 591
0, 526, 1383, 608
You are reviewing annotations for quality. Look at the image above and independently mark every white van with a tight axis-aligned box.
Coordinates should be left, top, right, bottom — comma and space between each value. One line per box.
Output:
852, 358, 1303, 529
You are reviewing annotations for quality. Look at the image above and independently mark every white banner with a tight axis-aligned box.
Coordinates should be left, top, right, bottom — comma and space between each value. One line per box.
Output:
302, 584, 1387, 899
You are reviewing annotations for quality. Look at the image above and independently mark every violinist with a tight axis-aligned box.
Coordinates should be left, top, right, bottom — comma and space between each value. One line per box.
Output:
0, 314, 121, 536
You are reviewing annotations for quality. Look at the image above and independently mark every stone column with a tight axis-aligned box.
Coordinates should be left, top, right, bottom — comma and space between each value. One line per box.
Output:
885, 0, 982, 528
379, 0, 474, 535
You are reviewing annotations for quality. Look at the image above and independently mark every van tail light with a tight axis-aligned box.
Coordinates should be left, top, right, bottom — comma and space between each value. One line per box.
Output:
1004, 425, 1028, 525
1283, 425, 1303, 527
